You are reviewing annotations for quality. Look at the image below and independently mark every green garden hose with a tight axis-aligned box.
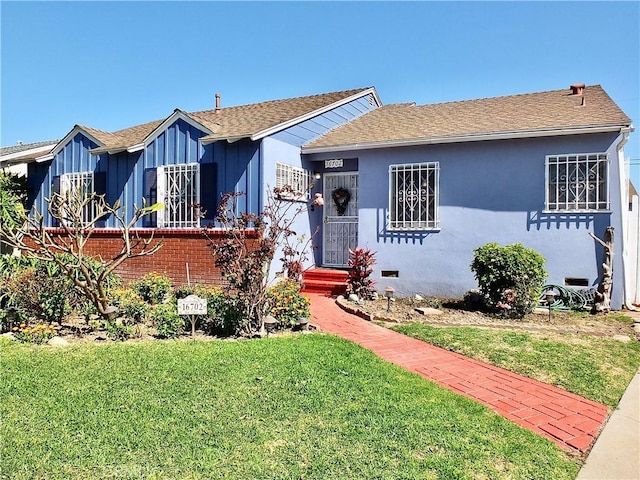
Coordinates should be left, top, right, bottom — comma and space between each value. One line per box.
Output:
539, 285, 592, 312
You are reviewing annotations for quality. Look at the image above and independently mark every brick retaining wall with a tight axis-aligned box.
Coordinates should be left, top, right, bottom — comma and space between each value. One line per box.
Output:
22, 228, 260, 286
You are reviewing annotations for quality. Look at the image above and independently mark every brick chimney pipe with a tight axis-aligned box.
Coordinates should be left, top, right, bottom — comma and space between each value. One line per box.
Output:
215, 93, 221, 112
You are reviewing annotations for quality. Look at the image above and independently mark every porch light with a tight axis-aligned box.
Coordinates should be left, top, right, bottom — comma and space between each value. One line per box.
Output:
313, 171, 322, 180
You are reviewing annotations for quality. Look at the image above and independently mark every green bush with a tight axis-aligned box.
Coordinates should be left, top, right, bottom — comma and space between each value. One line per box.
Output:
103, 320, 135, 341
132, 272, 172, 305
470, 243, 547, 318
151, 303, 185, 338
0, 253, 120, 320
108, 287, 149, 324
4, 268, 70, 324
265, 279, 311, 328
13, 322, 57, 344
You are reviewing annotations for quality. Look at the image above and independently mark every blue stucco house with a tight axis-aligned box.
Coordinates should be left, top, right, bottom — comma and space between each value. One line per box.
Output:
5, 84, 638, 309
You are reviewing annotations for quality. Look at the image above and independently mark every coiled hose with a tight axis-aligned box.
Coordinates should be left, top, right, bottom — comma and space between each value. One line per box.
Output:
539, 285, 593, 312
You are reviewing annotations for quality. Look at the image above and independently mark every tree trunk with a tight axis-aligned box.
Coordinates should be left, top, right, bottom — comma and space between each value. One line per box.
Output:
591, 227, 614, 314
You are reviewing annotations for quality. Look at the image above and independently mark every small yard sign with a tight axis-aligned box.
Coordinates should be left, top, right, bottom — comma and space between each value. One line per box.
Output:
178, 295, 207, 337
177, 295, 207, 315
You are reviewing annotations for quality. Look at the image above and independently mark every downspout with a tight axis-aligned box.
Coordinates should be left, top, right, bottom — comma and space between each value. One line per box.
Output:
615, 127, 636, 310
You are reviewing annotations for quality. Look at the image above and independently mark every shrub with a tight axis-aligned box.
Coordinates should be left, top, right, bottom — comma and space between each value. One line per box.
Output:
346, 247, 377, 300
0, 254, 120, 321
470, 242, 547, 318
265, 279, 311, 328
104, 320, 135, 341
132, 272, 172, 305
207, 188, 315, 337
151, 303, 185, 339
13, 322, 56, 344
4, 268, 70, 324
109, 287, 149, 324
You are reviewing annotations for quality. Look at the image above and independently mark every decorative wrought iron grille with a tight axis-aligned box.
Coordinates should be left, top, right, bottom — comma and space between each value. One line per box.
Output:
546, 153, 609, 211
275, 163, 311, 200
61, 172, 95, 225
388, 163, 439, 230
159, 163, 200, 228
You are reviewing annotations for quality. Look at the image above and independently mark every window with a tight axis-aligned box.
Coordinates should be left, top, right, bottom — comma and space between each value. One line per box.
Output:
546, 153, 609, 212
157, 163, 200, 228
60, 171, 95, 225
275, 162, 311, 200
388, 162, 439, 230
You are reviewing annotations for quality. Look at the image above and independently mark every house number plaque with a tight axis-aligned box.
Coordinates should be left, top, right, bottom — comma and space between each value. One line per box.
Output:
325, 159, 343, 169
177, 295, 207, 315
178, 294, 207, 337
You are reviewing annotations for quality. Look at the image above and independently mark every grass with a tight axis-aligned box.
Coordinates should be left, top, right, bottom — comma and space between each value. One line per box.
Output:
1, 335, 580, 479
391, 323, 640, 407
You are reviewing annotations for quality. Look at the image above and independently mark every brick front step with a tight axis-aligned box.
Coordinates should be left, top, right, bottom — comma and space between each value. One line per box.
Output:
302, 267, 348, 295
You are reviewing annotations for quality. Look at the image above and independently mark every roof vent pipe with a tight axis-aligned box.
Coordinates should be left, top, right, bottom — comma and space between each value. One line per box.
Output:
215, 93, 221, 113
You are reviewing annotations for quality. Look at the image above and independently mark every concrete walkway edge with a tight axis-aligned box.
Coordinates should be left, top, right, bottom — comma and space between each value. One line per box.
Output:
577, 369, 640, 479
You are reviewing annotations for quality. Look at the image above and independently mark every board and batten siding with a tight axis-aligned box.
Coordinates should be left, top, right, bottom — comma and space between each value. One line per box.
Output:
28, 133, 103, 226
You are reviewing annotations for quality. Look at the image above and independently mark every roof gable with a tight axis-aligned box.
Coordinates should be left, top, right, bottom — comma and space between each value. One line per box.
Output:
303, 85, 633, 153
39, 87, 378, 155
194, 87, 379, 144
36, 125, 116, 162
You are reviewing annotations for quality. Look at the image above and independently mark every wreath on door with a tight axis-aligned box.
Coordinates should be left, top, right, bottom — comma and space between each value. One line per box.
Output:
331, 187, 351, 215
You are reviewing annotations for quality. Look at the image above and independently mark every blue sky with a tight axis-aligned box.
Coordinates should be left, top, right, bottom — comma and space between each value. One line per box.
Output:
1, 1, 639, 181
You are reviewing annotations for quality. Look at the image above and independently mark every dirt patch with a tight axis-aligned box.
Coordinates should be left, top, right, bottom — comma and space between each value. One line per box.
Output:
337, 295, 640, 340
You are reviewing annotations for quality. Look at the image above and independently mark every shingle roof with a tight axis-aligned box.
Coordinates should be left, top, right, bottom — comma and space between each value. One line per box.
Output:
191, 88, 374, 143
0, 140, 58, 157
84, 87, 374, 152
0, 140, 58, 166
303, 85, 632, 152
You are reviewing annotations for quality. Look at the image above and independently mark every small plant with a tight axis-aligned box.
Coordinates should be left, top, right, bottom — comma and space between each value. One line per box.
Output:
104, 320, 135, 341
346, 247, 377, 300
13, 322, 57, 344
109, 287, 149, 323
151, 303, 185, 339
4, 268, 71, 324
470, 242, 547, 318
264, 279, 311, 328
132, 272, 172, 305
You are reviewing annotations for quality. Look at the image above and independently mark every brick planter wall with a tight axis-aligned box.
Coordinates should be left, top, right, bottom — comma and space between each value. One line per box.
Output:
22, 228, 260, 286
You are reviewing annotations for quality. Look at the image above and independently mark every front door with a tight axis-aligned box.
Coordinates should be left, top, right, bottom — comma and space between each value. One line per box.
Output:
323, 172, 358, 266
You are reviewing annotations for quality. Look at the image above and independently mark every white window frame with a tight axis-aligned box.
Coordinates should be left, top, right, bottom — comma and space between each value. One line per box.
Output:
545, 153, 609, 212
388, 162, 440, 231
275, 162, 312, 200
157, 163, 200, 228
60, 171, 95, 226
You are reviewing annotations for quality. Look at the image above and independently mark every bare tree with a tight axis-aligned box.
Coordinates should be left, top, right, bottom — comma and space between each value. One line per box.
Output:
3, 191, 163, 318
589, 226, 614, 314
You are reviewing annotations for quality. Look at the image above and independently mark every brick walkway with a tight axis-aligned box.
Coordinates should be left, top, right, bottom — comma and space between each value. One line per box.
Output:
307, 293, 610, 454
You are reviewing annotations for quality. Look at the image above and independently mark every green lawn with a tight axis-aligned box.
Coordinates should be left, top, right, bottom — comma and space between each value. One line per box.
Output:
391, 323, 640, 407
1, 335, 579, 480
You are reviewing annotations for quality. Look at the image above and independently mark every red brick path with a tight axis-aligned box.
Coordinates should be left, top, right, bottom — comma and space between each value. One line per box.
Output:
307, 293, 609, 454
